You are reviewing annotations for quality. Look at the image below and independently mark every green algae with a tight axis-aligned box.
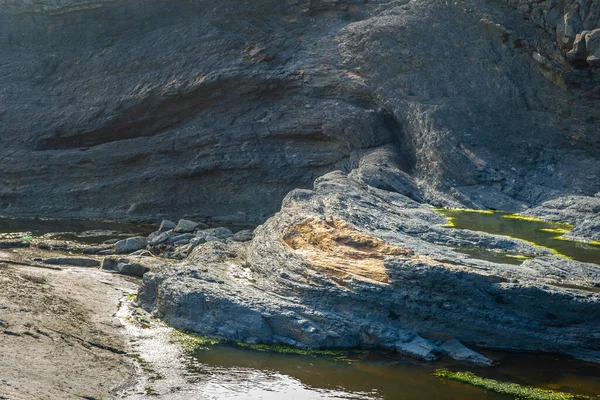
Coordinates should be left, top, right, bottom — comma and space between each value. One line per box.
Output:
170, 330, 361, 358
234, 342, 353, 357
171, 330, 220, 352
434, 369, 591, 400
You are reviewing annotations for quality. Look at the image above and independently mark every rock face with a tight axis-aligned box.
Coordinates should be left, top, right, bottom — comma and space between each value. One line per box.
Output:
139, 166, 600, 363
1, 0, 599, 223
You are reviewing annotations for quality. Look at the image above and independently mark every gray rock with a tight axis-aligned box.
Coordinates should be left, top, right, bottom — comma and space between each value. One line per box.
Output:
159, 220, 177, 232
101, 257, 119, 271
205, 235, 222, 243
166, 233, 194, 245
43, 257, 100, 267
396, 336, 440, 362
440, 339, 494, 367
0, 241, 30, 249
174, 220, 198, 233
189, 236, 206, 249
117, 262, 150, 277
148, 230, 173, 246
103, 239, 120, 245
231, 230, 254, 242
102, 256, 158, 277
82, 246, 112, 255
586, 29, 600, 66
115, 237, 148, 254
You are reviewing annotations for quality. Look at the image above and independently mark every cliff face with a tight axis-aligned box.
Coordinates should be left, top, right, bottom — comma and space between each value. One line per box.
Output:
1, 0, 599, 223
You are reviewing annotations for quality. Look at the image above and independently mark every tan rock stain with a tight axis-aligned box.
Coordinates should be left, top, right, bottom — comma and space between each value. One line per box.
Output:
282, 217, 413, 284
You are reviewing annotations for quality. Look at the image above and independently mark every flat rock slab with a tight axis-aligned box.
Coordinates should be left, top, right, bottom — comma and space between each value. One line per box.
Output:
0, 241, 30, 249
43, 257, 100, 267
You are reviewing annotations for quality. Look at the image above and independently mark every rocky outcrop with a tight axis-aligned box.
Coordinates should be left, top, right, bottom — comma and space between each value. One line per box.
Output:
139, 162, 600, 363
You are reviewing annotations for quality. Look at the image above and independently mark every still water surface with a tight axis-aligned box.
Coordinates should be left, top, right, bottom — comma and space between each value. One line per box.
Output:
181, 345, 600, 399
439, 210, 600, 265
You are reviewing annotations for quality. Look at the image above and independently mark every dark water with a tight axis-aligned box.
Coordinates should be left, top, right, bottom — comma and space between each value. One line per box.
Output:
439, 210, 600, 265
0, 217, 155, 244
183, 345, 600, 399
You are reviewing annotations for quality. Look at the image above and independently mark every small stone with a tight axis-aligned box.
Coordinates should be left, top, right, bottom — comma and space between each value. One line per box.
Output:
174, 219, 199, 233
159, 219, 177, 232
103, 238, 120, 245
117, 262, 150, 277
115, 237, 148, 254
205, 235, 222, 242
82, 246, 112, 255
101, 257, 119, 270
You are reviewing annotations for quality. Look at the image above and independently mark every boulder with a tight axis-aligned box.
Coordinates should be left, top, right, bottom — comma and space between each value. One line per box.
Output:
115, 237, 147, 254
440, 339, 494, 367
43, 257, 100, 267
159, 219, 176, 232
148, 230, 173, 246
174, 220, 198, 233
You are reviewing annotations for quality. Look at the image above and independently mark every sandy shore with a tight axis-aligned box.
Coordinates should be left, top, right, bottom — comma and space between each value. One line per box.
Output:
0, 248, 138, 400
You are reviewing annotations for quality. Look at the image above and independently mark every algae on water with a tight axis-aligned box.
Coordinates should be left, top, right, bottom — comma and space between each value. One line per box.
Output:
434, 369, 591, 400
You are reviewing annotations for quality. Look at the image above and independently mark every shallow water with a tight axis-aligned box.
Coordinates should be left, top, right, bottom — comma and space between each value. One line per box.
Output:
176, 342, 600, 399
119, 292, 600, 400
439, 210, 600, 265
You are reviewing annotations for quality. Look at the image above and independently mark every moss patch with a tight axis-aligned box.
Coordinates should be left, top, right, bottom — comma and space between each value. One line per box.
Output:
434, 369, 591, 400
171, 330, 220, 352
234, 342, 353, 356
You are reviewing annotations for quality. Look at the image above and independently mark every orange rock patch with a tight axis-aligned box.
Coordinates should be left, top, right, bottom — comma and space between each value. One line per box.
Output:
282, 217, 412, 284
